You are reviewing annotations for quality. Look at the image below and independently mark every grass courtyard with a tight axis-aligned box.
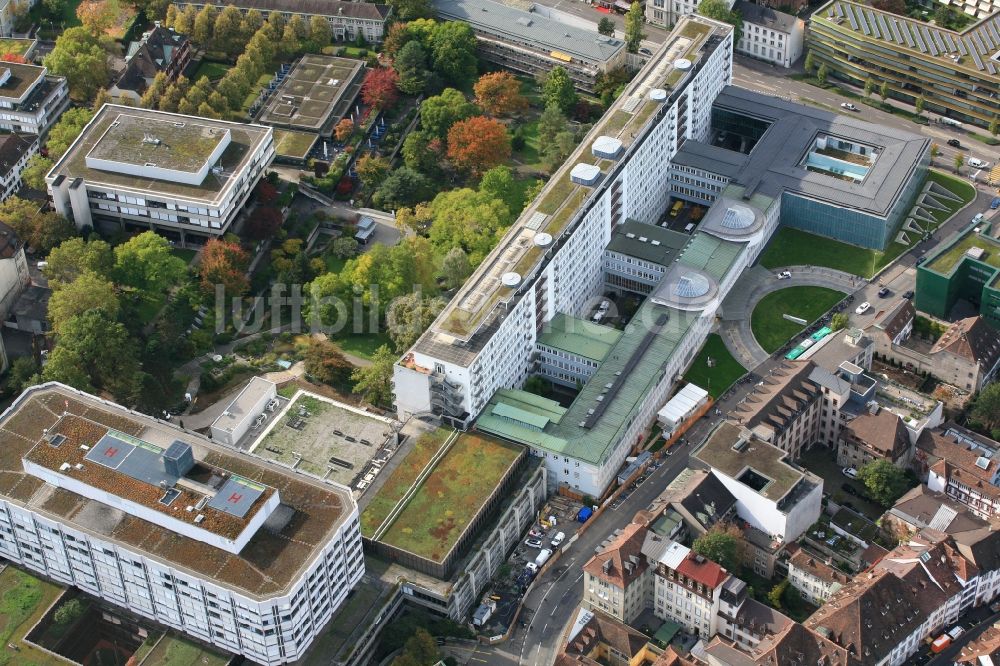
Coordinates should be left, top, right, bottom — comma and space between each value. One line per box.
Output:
138, 633, 230, 666
0, 567, 64, 666
378, 433, 522, 561
751, 286, 846, 354
681, 333, 746, 398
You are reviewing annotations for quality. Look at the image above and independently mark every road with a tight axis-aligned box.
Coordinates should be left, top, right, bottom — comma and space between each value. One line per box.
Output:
928, 608, 1000, 665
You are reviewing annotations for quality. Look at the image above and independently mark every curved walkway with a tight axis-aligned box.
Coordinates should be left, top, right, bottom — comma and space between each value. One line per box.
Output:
719, 265, 862, 368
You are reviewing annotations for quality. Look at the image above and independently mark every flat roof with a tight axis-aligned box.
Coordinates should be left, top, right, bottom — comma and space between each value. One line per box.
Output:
537, 313, 623, 362
47, 105, 272, 202
1, 384, 354, 599
925, 224, 1000, 274
85, 113, 228, 173
432, 0, 625, 65
193, 0, 390, 20
0, 63, 45, 101
712, 86, 930, 218
693, 421, 810, 501
606, 219, 690, 265
211, 376, 276, 434
257, 55, 364, 133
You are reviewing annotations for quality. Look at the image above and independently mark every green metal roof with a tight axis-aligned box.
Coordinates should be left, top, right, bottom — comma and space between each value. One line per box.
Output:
678, 232, 744, 280
536, 313, 623, 362
490, 402, 551, 429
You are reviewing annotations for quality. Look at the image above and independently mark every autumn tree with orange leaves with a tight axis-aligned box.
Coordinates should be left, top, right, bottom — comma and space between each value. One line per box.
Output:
334, 118, 354, 142
200, 239, 250, 297
446, 116, 511, 176
361, 68, 400, 111
473, 72, 527, 117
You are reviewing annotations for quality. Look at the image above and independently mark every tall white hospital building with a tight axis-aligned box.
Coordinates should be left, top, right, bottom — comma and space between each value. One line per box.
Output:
0, 383, 363, 665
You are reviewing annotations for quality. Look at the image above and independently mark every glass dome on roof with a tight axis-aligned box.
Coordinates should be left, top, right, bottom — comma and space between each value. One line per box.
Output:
721, 206, 755, 229
674, 274, 711, 298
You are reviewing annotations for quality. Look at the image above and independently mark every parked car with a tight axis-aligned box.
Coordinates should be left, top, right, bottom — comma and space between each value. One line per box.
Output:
525, 562, 538, 574
528, 528, 545, 539
902, 290, 914, 299
776, 270, 792, 280
551, 531, 566, 548
968, 157, 991, 169
991, 197, 1000, 210
877, 286, 890, 298
840, 102, 858, 111
947, 139, 962, 148
855, 302, 872, 315
639, 47, 653, 55
598, 299, 611, 313
842, 466, 858, 479
524, 538, 543, 548
974, 213, 986, 225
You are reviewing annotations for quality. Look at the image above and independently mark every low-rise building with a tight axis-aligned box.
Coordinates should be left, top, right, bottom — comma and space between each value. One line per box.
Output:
604, 220, 689, 295
582, 522, 650, 623
836, 408, 912, 469
917, 425, 1000, 519
0, 219, 28, 345
788, 550, 851, 605
0, 62, 69, 136
917, 221, 1000, 329
0, 133, 35, 201
955, 620, 1000, 665
652, 541, 730, 637
173, 0, 391, 42
885, 484, 994, 541
210, 377, 277, 446
109, 25, 191, 104
46, 105, 274, 247
536, 314, 623, 388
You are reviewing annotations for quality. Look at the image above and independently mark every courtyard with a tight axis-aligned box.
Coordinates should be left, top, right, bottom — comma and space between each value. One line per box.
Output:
750, 286, 846, 353
681, 333, 746, 398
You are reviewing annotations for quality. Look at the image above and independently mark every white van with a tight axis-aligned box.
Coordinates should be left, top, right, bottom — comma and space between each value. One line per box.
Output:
534, 548, 553, 567
940, 117, 963, 128
551, 531, 566, 548
684, 223, 695, 233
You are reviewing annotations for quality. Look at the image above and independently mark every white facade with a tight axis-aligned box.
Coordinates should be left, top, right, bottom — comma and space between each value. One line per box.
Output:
0, 64, 69, 136
0, 134, 35, 201
708, 465, 822, 543
736, 15, 804, 69
211, 377, 277, 446
0, 228, 28, 321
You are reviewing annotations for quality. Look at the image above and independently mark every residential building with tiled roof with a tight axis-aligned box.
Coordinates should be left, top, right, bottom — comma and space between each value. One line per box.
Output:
666, 468, 737, 538
886, 484, 998, 541
652, 541, 731, 637
867, 297, 914, 352
836, 407, 912, 469
582, 523, 650, 623
109, 26, 191, 104
916, 425, 1000, 519
955, 619, 1000, 664
788, 550, 852, 605
928, 316, 1000, 392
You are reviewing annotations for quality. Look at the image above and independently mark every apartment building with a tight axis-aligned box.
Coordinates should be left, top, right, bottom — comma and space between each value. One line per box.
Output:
46, 105, 274, 248
0, 62, 69, 136
582, 523, 650, 623
836, 408, 912, 469
0, 132, 35, 201
917, 425, 1000, 519
109, 25, 192, 105
692, 421, 822, 543
173, 0, 391, 42
433, 0, 626, 93
0, 219, 28, 327
652, 541, 730, 637
809, 1, 1000, 128
0, 383, 364, 665
788, 550, 851, 604
886, 485, 999, 541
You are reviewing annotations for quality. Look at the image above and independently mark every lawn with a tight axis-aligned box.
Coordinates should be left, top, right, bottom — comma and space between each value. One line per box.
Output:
361, 427, 453, 536
681, 333, 746, 398
170, 248, 198, 264
512, 119, 542, 171
329, 330, 393, 360
0, 567, 64, 666
378, 433, 522, 561
193, 60, 230, 82
30, 0, 82, 32
751, 286, 846, 353
141, 633, 230, 666
273, 130, 317, 159
324, 254, 346, 274
925, 169, 976, 223
760, 227, 882, 277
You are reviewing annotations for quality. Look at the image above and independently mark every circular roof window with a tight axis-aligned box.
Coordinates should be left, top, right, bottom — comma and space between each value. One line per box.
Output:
721, 206, 755, 229
674, 274, 711, 299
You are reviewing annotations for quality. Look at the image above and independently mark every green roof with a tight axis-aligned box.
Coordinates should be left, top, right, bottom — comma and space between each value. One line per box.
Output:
491, 402, 550, 429
926, 225, 1000, 275
654, 620, 682, 645
537, 313, 623, 362
678, 232, 745, 280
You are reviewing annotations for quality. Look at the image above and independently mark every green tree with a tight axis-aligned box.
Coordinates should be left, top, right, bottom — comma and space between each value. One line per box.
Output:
990, 116, 999, 137
767, 579, 790, 610
915, 95, 925, 115
972, 383, 1000, 432
388, 0, 432, 20
698, 0, 742, 43
192, 4, 216, 44
48, 271, 119, 333
355, 154, 392, 190
112, 231, 187, 299
53, 599, 85, 628
830, 312, 849, 331
241, 8, 265, 38
864, 77, 874, 98
174, 5, 197, 35
44, 237, 114, 285
308, 15, 331, 50
537, 102, 574, 170
46, 107, 95, 160
420, 88, 477, 138
691, 522, 744, 572
139, 71, 169, 109
624, 1, 644, 53
930, 142, 940, 166
41, 346, 94, 392
46, 310, 142, 401
5, 357, 40, 395
954, 152, 965, 174
479, 165, 514, 201
879, 80, 889, 101
386, 292, 444, 350
858, 459, 910, 507
598, 16, 616, 36
402, 130, 443, 175
395, 41, 429, 96
440, 246, 471, 289
399, 629, 440, 666
373, 167, 434, 212
0, 197, 75, 253
430, 21, 478, 87
351, 344, 396, 407
816, 62, 828, 85
543, 66, 577, 114
426, 188, 511, 264
213, 5, 243, 55
803, 50, 814, 74
43, 27, 111, 101
21, 155, 53, 191
330, 237, 359, 259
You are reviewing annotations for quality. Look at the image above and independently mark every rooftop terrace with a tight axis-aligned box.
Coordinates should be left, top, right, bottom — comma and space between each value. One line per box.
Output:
0, 63, 45, 101
0, 384, 353, 599
926, 224, 1000, 274
257, 55, 363, 132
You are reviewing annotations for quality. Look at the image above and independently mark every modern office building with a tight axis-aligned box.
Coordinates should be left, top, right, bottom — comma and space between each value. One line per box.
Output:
173, 0, 391, 42
45, 105, 274, 247
0, 62, 69, 136
809, 1, 1000, 128
433, 0, 627, 93
916, 221, 1000, 328
0, 383, 364, 665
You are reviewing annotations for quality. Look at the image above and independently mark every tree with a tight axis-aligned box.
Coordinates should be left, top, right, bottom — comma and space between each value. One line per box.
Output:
543, 67, 577, 114
990, 116, 999, 137
46, 108, 95, 160
872, 0, 905, 12
5, 357, 40, 394
386, 292, 444, 350
361, 67, 400, 110
41, 347, 94, 392
864, 76, 874, 98
244, 206, 283, 240
140, 71, 169, 109
77, 0, 123, 36
330, 237, 359, 259
351, 344, 396, 406
537, 102, 575, 169
830, 312, 849, 331
803, 50, 814, 74
915, 95, 925, 116
479, 165, 514, 201
0, 197, 75, 253
193, 4, 217, 44
767, 579, 790, 610
474, 71, 527, 117
200, 238, 249, 297
334, 118, 355, 143
303, 338, 352, 385
397, 629, 440, 666
402, 130, 444, 175
43, 27, 111, 101
420, 88, 477, 138
308, 15, 331, 50
174, 5, 197, 35
430, 21, 478, 87
21, 155, 53, 191
255, 180, 278, 205
373, 167, 434, 210
425, 188, 510, 263
930, 142, 940, 166
112, 231, 187, 298
440, 246, 471, 289
447, 116, 511, 176
625, 1, 644, 53
213, 5, 243, 54
598, 17, 616, 37
691, 522, 744, 573
45, 310, 142, 401
954, 152, 965, 174
383, 22, 413, 58
879, 80, 889, 101
388, 0, 432, 21
53, 600, 84, 628
972, 383, 1000, 433
858, 459, 910, 507
44, 237, 113, 285
355, 154, 391, 190
48, 271, 119, 333
394, 41, 429, 96
816, 62, 828, 85
698, 0, 742, 43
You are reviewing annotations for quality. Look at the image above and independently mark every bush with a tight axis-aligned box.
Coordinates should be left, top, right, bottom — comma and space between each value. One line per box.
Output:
53, 599, 85, 627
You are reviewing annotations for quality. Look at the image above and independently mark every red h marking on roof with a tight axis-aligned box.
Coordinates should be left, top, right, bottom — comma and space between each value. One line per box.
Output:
104, 447, 119, 458
228, 493, 243, 504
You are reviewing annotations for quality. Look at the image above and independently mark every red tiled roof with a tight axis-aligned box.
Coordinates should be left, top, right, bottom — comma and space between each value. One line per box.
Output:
930, 316, 1000, 368
676, 551, 728, 589
582, 523, 648, 588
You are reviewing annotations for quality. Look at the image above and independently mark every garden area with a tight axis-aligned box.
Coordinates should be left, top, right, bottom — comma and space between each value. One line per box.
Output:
750, 286, 846, 354
133, 632, 231, 666
0, 567, 64, 666
760, 228, 888, 278
681, 333, 746, 398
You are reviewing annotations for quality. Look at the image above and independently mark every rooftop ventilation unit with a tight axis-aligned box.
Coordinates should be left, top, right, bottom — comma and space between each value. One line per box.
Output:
534, 232, 552, 248
141, 133, 161, 146
501, 272, 521, 288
